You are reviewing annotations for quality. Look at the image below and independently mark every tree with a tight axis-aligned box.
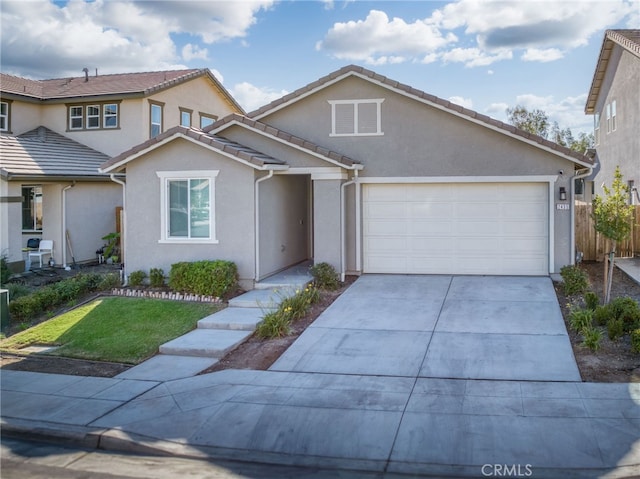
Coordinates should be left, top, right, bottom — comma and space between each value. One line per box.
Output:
592, 166, 635, 303
506, 105, 594, 154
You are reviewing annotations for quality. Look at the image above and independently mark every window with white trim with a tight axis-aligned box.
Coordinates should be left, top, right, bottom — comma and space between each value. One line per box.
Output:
329, 99, 384, 136
180, 108, 192, 127
150, 102, 163, 138
606, 103, 611, 134
594, 112, 600, 146
0, 101, 10, 132
611, 100, 617, 131
87, 105, 100, 129
69, 106, 84, 130
103, 103, 118, 128
156, 170, 218, 243
22, 185, 43, 231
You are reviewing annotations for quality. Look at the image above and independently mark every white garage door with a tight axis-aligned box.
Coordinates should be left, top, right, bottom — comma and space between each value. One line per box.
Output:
363, 183, 549, 275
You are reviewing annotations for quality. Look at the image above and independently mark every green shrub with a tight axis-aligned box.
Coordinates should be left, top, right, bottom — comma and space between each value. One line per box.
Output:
560, 265, 589, 296
569, 308, 593, 334
310, 262, 340, 291
608, 296, 640, 331
8, 295, 41, 322
278, 285, 321, 321
584, 291, 600, 311
149, 268, 165, 288
593, 305, 610, 326
607, 318, 625, 341
128, 270, 146, 287
1, 255, 11, 284
4, 283, 31, 301
582, 327, 602, 351
98, 273, 121, 290
168, 260, 237, 298
256, 310, 290, 338
631, 329, 640, 353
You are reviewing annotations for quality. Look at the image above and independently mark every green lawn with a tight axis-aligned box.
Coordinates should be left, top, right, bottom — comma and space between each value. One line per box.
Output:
0, 297, 222, 364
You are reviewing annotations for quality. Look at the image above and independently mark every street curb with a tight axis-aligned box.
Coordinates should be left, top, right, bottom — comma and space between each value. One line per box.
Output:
1, 418, 106, 449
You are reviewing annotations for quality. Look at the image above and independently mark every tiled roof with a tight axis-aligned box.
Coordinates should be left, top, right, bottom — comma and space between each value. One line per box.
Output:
207, 113, 361, 169
0, 127, 110, 179
0, 69, 244, 112
585, 29, 640, 114
100, 126, 286, 173
249, 65, 593, 167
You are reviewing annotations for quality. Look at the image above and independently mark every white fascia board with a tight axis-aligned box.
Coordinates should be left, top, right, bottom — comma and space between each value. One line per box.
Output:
211, 120, 362, 171
358, 175, 559, 184
276, 167, 347, 180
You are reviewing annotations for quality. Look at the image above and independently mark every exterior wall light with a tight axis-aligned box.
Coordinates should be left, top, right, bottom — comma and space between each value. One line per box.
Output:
559, 187, 567, 201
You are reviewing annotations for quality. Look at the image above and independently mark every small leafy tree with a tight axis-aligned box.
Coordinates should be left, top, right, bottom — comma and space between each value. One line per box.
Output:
592, 166, 634, 304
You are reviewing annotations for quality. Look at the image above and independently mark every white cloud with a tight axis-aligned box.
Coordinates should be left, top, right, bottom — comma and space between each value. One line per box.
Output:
449, 96, 473, 109
522, 48, 564, 62
0, 0, 273, 78
182, 44, 209, 62
486, 102, 510, 116
231, 82, 289, 112
441, 47, 513, 67
316, 9, 457, 65
513, 92, 592, 134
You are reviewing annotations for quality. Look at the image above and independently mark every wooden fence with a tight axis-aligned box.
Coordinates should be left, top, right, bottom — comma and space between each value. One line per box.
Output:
575, 204, 640, 261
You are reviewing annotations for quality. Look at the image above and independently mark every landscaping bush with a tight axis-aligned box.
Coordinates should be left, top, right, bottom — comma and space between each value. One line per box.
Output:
256, 310, 291, 338
4, 283, 31, 301
608, 296, 640, 331
569, 308, 593, 334
168, 260, 237, 298
582, 327, 602, 351
1, 255, 10, 284
584, 291, 600, 311
310, 262, 340, 291
593, 305, 610, 326
278, 285, 320, 320
149, 268, 165, 288
560, 265, 589, 296
607, 318, 625, 341
631, 329, 640, 353
98, 273, 121, 290
128, 270, 146, 287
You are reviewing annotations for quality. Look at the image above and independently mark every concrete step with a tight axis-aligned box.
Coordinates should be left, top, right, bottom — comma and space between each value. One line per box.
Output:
115, 355, 218, 382
159, 329, 252, 358
255, 263, 313, 290
228, 288, 297, 309
198, 307, 265, 331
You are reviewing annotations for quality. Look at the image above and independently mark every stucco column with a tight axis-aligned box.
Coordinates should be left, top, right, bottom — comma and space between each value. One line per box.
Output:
313, 179, 342, 270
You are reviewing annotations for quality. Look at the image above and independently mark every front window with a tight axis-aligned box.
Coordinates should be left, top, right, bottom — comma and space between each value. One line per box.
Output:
87, 105, 100, 128
329, 99, 384, 136
157, 170, 218, 243
0, 101, 10, 131
103, 103, 118, 128
22, 185, 43, 231
150, 102, 163, 138
180, 108, 192, 128
70, 106, 84, 130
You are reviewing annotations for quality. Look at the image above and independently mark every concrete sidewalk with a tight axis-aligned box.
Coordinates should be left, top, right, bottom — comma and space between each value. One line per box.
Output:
1, 275, 639, 477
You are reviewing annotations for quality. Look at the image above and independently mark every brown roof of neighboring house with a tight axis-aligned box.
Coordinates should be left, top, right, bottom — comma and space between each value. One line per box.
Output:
206, 113, 361, 169
585, 29, 640, 114
100, 126, 287, 173
0, 69, 244, 112
0, 127, 110, 180
249, 64, 593, 167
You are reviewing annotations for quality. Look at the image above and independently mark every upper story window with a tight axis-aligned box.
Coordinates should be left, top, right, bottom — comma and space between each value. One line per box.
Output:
606, 103, 612, 134
22, 185, 43, 232
180, 108, 192, 128
329, 99, 384, 137
0, 100, 11, 132
594, 113, 600, 146
67, 102, 119, 130
150, 101, 163, 138
611, 100, 617, 131
156, 170, 219, 243
200, 113, 217, 129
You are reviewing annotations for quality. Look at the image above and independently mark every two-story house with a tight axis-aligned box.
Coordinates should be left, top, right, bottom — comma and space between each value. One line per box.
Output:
0, 68, 243, 271
584, 29, 640, 204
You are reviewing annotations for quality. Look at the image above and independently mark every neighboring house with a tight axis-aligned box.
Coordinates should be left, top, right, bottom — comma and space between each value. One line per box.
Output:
0, 69, 243, 270
584, 29, 640, 204
101, 65, 594, 289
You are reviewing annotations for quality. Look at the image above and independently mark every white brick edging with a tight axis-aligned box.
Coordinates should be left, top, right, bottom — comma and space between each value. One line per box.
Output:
110, 288, 222, 303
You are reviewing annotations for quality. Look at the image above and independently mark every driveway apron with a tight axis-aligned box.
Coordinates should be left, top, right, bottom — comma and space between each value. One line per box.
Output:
270, 274, 581, 382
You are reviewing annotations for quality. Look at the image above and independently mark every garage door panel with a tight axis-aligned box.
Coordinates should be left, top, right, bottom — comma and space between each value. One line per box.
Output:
363, 183, 548, 276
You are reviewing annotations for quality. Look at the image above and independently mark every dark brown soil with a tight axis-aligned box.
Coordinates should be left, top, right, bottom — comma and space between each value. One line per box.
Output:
3, 262, 639, 382
555, 261, 640, 383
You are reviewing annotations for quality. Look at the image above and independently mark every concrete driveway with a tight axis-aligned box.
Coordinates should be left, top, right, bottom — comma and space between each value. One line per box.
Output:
271, 275, 581, 381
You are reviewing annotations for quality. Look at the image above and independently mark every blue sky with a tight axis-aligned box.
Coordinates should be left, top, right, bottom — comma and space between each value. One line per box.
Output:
1, 1, 638, 134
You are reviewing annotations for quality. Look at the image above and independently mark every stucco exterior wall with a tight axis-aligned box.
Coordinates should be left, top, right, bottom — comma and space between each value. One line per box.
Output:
123, 138, 256, 287
592, 46, 640, 199
258, 174, 310, 279
3, 100, 41, 135
313, 179, 342, 271
260, 75, 577, 273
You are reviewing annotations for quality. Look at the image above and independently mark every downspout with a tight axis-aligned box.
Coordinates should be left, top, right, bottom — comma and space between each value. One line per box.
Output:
62, 182, 75, 269
340, 170, 359, 282
109, 174, 126, 284
571, 166, 594, 264
255, 170, 274, 283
